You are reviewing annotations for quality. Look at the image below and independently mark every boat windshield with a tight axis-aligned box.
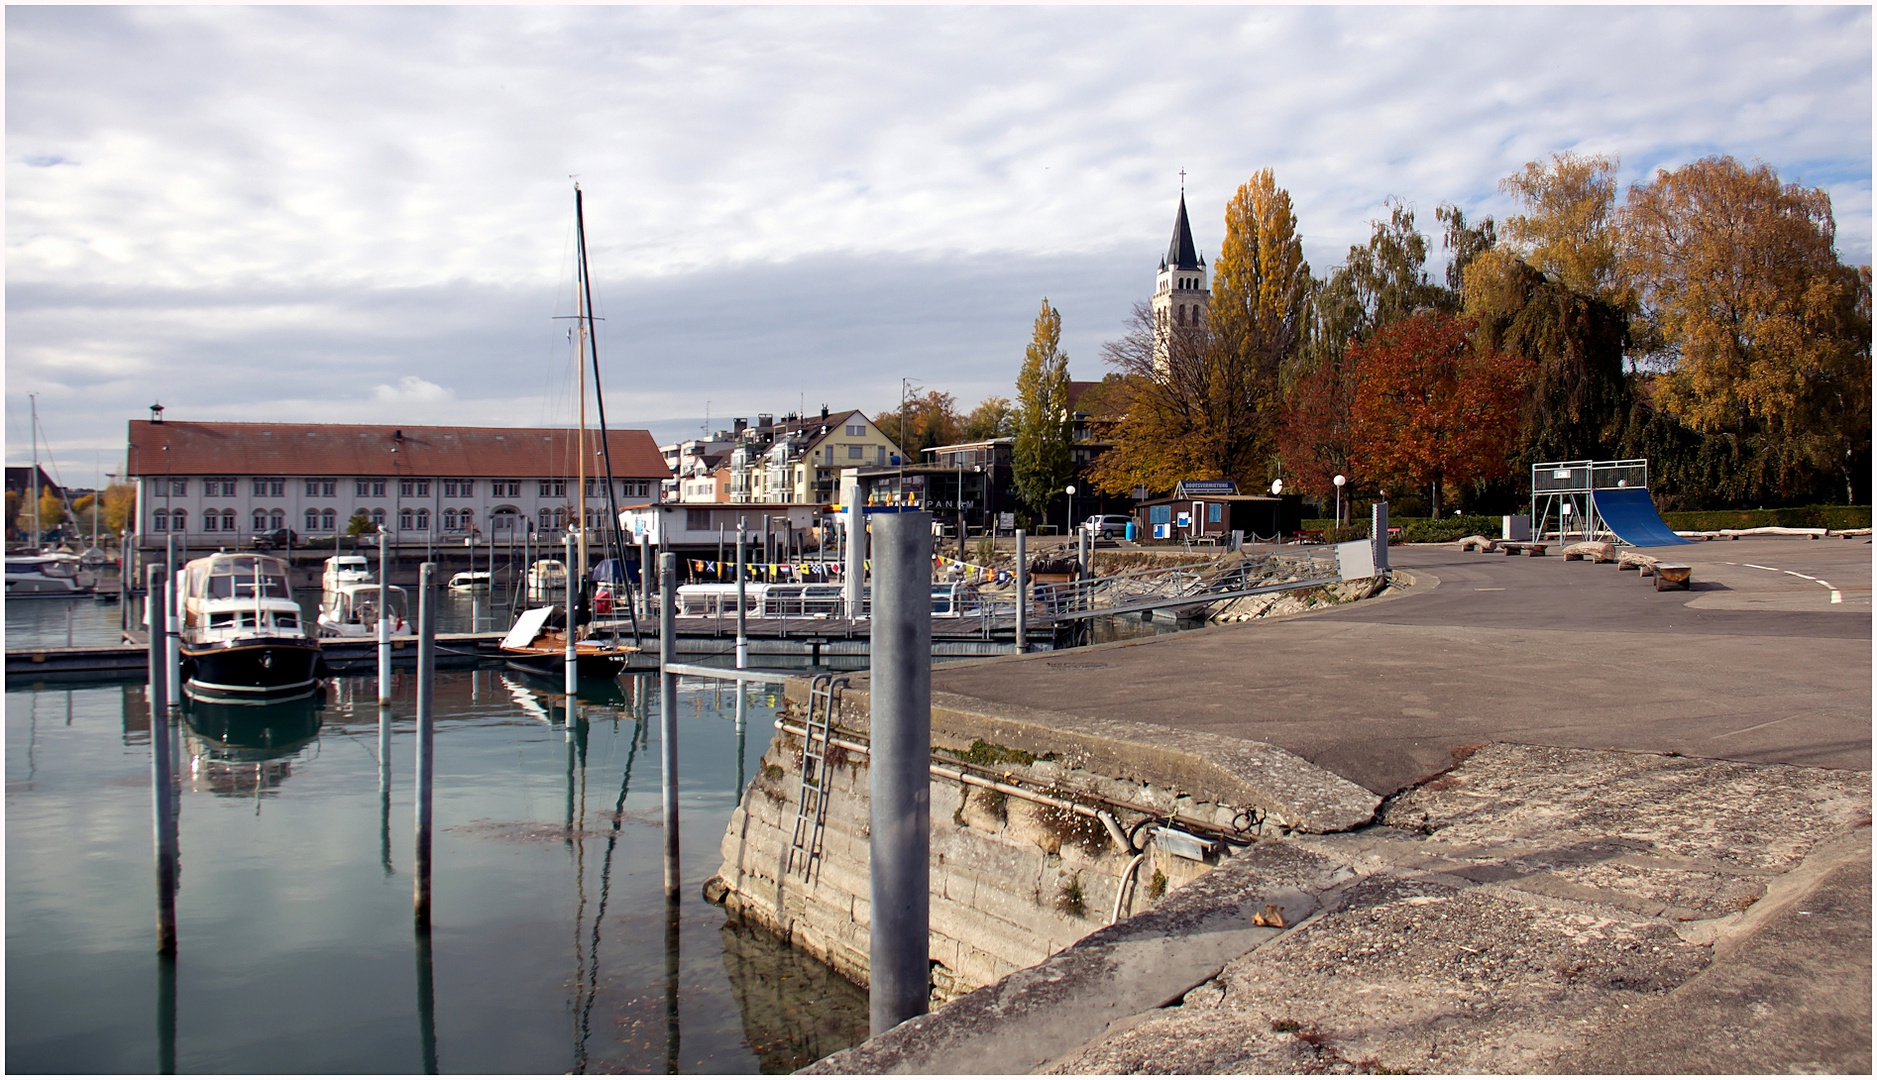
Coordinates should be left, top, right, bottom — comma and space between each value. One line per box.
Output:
207, 569, 291, 599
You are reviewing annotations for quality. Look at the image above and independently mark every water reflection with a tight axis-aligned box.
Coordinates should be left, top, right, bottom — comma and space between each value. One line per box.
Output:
719, 919, 871, 1072
178, 694, 324, 801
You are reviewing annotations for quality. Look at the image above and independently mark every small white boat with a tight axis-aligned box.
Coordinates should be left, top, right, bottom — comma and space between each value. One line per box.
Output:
178, 553, 321, 701
317, 581, 409, 638
525, 559, 567, 602
5, 553, 96, 596
320, 555, 374, 593
447, 570, 491, 592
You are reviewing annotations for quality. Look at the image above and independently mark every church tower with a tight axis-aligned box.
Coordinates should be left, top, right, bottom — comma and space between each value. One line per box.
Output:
1152, 186, 1210, 369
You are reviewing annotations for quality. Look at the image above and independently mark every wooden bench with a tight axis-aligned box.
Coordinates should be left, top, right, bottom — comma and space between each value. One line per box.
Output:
1618, 550, 1657, 575
1654, 563, 1692, 591
1296, 529, 1326, 544
1561, 541, 1617, 563
1498, 542, 1548, 557
1457, 534, 1493, 552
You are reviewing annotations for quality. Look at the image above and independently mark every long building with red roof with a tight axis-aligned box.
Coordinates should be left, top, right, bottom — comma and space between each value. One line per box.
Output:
126, 418, 669, 547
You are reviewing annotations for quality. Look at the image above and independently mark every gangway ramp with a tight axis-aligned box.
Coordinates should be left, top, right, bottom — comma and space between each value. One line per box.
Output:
1591, 488, 1692, 548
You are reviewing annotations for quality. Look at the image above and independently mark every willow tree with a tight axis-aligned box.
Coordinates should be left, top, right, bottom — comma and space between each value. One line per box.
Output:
1012, 298, 1074, 521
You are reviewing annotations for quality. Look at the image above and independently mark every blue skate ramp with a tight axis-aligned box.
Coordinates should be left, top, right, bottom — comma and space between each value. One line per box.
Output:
1592, 487, 1691, 547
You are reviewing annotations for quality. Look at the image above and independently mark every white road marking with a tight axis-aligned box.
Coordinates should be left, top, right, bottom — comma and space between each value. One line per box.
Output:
1712, 715, 1797, 740
1737, 562, 1845, 604
1474, 587, 1506, 591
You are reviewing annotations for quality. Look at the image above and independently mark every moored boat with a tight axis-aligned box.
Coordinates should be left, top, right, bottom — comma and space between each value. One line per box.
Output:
447, 570, 491, 592
177, 553, 322, 701
317, 580, 409, 638
499, 605, 635, 679
5, 552, 96, 596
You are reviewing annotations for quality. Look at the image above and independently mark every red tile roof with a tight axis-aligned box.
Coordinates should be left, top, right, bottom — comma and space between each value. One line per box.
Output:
127, 421, 670, 480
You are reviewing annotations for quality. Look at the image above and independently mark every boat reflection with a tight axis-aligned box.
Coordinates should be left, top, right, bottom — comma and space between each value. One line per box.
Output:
178, 693, 324, 800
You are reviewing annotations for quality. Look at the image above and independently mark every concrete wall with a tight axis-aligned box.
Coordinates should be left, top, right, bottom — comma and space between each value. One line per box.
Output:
705, 681, 1304, 1000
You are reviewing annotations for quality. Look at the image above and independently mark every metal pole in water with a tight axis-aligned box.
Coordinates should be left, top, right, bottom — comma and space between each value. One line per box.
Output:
165, 534, 180, 707
378, 527, 392, 705
564, 531, 578, 695
658, 551, 680, 897
147, 565, 178, 956
734, 519, 748, 670
868, 511, 931, 1036
157, 953, 177, 1074
413, 562, 437, 930
379, 704, 394, 877
1014, 529, 1028, 653
733, 682, 748, 795
639, 533, 652, 623
843, 500, 864, 620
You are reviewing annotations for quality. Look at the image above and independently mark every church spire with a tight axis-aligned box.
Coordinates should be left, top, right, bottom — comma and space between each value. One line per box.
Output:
1165, 192, 1201, 271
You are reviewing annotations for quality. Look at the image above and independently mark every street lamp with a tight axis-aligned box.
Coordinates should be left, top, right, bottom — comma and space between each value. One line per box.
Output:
1065, 484, 1076, 537
1333, 474, 1346, 529
1270, 479, 1283, 495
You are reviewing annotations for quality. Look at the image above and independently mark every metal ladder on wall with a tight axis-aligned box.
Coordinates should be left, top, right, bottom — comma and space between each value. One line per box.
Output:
787, 674, 846, 880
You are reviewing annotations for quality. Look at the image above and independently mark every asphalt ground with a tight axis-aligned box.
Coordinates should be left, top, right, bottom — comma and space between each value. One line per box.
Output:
928, 537, 1871, 797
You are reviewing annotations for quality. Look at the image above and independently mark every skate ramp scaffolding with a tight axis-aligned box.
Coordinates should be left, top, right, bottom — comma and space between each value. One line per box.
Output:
1532, 459, 1690, 547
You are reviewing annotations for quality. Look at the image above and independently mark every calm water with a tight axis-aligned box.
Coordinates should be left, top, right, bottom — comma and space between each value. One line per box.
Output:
5, 670, 869, 1073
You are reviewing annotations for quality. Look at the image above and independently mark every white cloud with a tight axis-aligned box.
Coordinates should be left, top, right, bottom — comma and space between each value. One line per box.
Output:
370, 376, 455, 406
6, 4, 1869, 465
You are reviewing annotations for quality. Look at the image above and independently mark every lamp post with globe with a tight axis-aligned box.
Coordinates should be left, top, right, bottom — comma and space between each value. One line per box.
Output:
1333, 474, 1346, 530
1065, 484, 1076, 538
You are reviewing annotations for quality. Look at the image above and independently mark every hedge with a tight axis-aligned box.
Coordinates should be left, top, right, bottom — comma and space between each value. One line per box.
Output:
1304, 505, 1869, 541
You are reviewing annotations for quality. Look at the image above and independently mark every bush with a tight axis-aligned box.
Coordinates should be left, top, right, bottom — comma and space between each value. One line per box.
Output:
1660, 505, 1870, 531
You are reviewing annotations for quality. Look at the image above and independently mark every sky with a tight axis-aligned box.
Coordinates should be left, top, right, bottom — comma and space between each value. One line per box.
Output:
7, 4, 1871, 482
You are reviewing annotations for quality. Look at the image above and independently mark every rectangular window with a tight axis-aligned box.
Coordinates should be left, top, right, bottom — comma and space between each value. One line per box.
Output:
539, 479, 565, 498
460, 478, 473, 496
356, 479, 372, 497
400, 479, 414, 497
687, 509, 711, 531
443, 479, 462, 497
306, 479, 321, 497
848, 444, 863, 459
845, 423, 864, 436
270, 479, 285, 497
1149, 505, 1171, 524
170, 480, 187, 496
254, 479, 270, 497
415, 480, 429, 497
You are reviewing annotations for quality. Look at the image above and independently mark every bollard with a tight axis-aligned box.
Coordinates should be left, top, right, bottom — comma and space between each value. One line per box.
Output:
868, 511, 932, 1035
1077, 525, 1090, 580
734, 520, 748, 670
1371, 500, 1390, 573
66, 603, 73, 647
415, 927, 439, 1074
564, 531, 578, 695
639, 533, 652, 622
659, 552, 680, 897
378, 528, 392, 705
1014, 530, 1028, 654
733, 683, 748, 796
413, 562, 437, 930
663, 893, 682, 1074
843, 500, 864, 619
147, 566, 178, 956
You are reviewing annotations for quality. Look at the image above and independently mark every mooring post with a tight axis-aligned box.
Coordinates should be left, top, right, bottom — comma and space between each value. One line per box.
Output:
843, 500, 864, 619
378, 527, 392, 705
733, 681, 748, 795
157, 952, 177, 1074
413, 562, 437, 930
1014, 529, 1028, 653
1077, 524, 1090, 580
734, 519, 748, 670
165, 534, 180, 707
868, 510, 932, 1036
564, 531, 578, 695
659, 551, 680, 897
1371, 500, 1390, 574
147, 566, 178, 956
379, 704, 394, 876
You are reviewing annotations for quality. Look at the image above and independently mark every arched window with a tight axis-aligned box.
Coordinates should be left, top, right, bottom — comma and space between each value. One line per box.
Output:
538, 508, 553, 531
491, 507, 517, 533
254, 509, 270, 532
170, 509, 187, 532
202, 511, 218, 533
270, 510, 284, 530
399, 507, 414, 531
370, 508, 385, 527
321, 509, 336, 532
153, 510, 169, 532
221, 510, 236, 532
1177, 304, 1185, 325
442, 509, 458, 532
305, 508, 321, 532
414, 508, 429, 532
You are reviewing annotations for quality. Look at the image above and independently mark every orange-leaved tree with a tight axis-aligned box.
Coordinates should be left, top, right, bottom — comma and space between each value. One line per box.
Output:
1347, 312, 1533, 517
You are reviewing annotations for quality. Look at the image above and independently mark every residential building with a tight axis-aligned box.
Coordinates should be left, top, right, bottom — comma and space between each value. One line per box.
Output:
125, 419, 669, 549
665, 408, 904, 506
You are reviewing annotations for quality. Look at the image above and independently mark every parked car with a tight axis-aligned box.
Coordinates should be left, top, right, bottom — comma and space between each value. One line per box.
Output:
250, 528, 299, 550
1083, 514, 1135, 539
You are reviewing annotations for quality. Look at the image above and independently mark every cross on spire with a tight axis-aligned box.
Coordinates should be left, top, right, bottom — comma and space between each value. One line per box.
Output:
1179, 169, 1186, 194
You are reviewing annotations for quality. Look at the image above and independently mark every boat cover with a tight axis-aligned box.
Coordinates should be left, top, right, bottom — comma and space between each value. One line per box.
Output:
1592, 488, 1692, 547
501, 606, 556, 650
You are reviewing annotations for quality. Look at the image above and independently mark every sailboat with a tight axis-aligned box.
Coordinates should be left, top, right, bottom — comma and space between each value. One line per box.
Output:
500, 183, 640, 677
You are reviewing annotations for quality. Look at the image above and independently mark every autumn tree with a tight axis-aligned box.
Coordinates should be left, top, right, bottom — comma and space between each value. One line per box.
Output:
1498, 152, 1625, 298
873, 389, 961, 458
1093, 170, 1311, 495
1012, 298, 1074, 521
1622, 156, 1872, 503
959, 395, 1016, 441
1347, 312, 1534, 517
100, 483, 137, 534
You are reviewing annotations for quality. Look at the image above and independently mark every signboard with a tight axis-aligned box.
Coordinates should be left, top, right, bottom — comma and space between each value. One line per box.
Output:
1176, 512, 1192, 528
1176, 479, 1238, 496
998, 512, 1016, 531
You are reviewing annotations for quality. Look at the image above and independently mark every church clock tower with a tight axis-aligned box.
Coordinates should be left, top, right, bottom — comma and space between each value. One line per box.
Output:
1152, 184, 1209, 369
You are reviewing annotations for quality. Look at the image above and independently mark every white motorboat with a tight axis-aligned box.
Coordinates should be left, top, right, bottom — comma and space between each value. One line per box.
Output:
177, 553, 322, 701
447, 570, 491, 592
320, 554, 374, 593
525, 559, 567, 602
6, 552, 96, 596
317, 581, 409, 639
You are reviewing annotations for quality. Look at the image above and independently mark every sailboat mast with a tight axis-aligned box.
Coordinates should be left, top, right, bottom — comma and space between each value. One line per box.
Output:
30, 393, 41, 546
574, 184, 642, 647
576, 250, 590, 588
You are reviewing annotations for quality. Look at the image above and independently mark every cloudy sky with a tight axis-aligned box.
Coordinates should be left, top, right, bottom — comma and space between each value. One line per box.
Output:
7, 4, 1870, 479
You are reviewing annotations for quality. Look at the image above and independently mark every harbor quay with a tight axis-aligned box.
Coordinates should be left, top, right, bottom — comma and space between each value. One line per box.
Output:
740, 537, 1871, 1073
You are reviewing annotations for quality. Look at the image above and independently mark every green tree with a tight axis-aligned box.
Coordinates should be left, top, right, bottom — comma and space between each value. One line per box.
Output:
4, 490, 20, 536
1012, 298, 1074, 522
1622, 156, 1872, 503
960, 395, 1016, 441
345, 512, 376, 537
